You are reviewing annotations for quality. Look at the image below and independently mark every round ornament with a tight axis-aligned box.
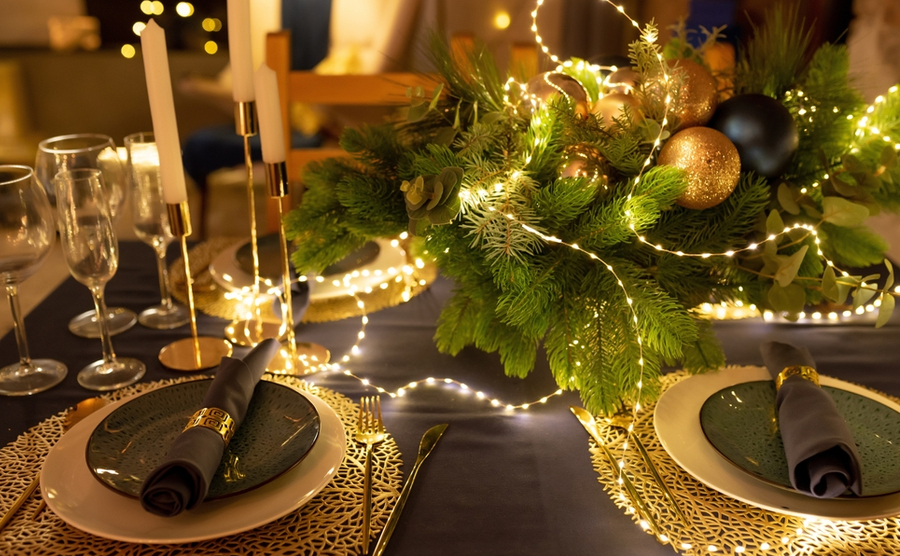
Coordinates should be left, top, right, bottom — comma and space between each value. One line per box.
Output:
606, 68, 639, 94
525, 72, 590, 118
666, 59, 718, 129
560, 145, 609, 185
592, 93, 642, 126
708, 93, 799, 178
658, 127, 740, 210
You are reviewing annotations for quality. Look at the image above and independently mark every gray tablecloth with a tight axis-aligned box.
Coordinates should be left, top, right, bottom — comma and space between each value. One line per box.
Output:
2, 241, 898, 555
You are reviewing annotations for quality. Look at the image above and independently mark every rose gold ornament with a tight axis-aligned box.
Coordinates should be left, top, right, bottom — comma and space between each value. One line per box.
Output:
606, 68, 639, 94
525, 72, 590, 118
658, 127, 740, 210
560, 144, 609, 186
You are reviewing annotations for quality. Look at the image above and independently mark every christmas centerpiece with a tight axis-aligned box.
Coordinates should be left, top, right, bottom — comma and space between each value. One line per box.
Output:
285, 6, 900, 415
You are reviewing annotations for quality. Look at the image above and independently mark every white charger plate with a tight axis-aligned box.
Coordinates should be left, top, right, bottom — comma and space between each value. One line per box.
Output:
209, 238, 406, 300
655, 365, 900, 520
41, 384, 345, 543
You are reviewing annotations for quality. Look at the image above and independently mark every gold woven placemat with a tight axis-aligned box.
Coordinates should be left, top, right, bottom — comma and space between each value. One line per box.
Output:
169, 238, 437, 323
589, 369, 900, 556
0, 376, 403, 556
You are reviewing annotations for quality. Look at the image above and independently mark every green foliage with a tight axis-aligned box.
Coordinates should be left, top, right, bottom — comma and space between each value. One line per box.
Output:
285, 15, 900, 414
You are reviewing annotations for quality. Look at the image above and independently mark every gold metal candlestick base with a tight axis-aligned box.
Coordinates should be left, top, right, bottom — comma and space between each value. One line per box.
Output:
265, 342, 331, 375
159, 336, 233, 371
234, 101, 258, 136
159, 201, 233, 371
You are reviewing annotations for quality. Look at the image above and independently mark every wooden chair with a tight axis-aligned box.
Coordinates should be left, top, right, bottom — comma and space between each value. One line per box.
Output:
264, 30, 440, 232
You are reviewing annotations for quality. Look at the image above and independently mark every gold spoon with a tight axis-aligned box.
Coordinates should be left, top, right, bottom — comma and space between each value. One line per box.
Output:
0, 397, 110, 530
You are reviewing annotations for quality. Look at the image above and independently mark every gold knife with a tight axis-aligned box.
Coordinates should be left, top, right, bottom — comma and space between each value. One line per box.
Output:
570, 406, 663, 538
372, 423, 448, 556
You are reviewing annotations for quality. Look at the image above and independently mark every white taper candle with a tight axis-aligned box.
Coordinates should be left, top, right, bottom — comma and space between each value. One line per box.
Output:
227, 0, 255, 102
253, 64, 286, 164
140, 19, 187, 204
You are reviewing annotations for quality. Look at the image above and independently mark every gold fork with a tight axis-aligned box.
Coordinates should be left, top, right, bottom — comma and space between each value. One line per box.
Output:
355, 396, 385, 555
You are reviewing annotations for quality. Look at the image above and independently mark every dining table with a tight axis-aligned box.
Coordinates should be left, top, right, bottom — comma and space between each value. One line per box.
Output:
2, 239, 899, 556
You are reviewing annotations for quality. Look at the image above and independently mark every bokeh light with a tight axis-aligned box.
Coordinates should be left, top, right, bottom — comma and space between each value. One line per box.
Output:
176, 2, 194, 17
151, 1, 164, 15
204, 40, 218, 54
494, 11, 511, 29
140, 1, 153, 15
132, 21, 146, 36
121, 44, 136, 59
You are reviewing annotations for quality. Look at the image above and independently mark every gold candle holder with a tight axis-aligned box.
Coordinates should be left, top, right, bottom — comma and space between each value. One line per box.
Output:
159, 201, 233, 371
263, 161, 330, 375
226, 100, 283, 347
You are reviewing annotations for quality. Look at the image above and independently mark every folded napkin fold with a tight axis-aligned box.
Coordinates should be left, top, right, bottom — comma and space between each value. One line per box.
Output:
139, 339, 281, 516
760, 341, 862, 498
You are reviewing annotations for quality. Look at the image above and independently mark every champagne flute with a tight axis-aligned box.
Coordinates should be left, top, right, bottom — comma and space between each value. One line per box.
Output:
124, 132, 189, 329
35, 133, 137, 338
0, 166, 68, 396
54, 168, 145, 391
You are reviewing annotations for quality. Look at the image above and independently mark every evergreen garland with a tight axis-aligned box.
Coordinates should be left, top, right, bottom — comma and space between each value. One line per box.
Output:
285, 12, 900, 415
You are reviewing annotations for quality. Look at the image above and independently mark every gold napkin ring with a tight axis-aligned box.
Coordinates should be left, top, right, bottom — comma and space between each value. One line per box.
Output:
183, 407, 236, 445
775, 365, 819, 390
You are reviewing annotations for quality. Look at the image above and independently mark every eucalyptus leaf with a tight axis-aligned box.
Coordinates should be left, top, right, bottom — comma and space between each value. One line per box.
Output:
886, 259, 895, 290
774, 245, 808, 287
877, 294, 896, 328
766, 209, 785, 236
842, 153, 864, 173
768, 282, 806, 314
428, 83, 444, 111
777, 183, 801, 215
852, 286, 878, 310
802, 204, 822, 219
829, 177, 858, 197
408, 102, 429, 122
821, 196, 869, 227
821, 265, 840, 303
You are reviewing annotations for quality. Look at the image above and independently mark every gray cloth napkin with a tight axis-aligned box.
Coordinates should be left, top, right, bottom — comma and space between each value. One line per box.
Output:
760, 341, 862, 498
139, 339, 281, 516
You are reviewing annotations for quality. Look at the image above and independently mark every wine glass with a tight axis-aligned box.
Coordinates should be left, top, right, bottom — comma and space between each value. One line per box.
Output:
124, 132, 189, 329
54, 168, 145, 391
35, 133, 137, 338
0, 166, 68, 396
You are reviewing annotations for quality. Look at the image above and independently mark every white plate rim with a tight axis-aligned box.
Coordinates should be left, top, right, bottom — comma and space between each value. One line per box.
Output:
41, 384, 346, 543
654, 365, 900, 520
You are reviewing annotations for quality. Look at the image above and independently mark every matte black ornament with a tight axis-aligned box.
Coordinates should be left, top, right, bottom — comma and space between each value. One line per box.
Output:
708, 93, 799, 178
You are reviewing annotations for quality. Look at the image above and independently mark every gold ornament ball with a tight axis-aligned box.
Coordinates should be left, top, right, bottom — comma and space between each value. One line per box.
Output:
525, 72, 591, 118
592, 93, 642, 126
658, 127, 740, 210
667, 58, 718, 129
606, 68, 639, 94
560, 144, 608, 185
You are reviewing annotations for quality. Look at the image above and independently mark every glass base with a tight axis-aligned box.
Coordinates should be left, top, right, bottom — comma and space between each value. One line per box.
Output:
0, 359, 68, 396
69, 307, 138, 339
77, 357, 145, 391
138, 304, 190, 330
224, 318, 284, 347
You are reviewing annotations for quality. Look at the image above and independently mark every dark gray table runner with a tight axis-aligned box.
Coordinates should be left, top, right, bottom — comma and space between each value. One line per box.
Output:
2, 241, 898, 555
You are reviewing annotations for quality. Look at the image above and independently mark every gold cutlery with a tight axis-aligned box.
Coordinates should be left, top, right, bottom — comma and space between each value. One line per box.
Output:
372, 423, 448, 556
605, 412, 687, 526
355, 396, 385, 555
0, 397, 110, 530
570, 406, 663, 537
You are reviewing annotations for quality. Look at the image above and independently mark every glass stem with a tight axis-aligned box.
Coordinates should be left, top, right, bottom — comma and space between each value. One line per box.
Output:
90, 285, 117, 365
6, 284, 32, 367
154, 241, 173, 310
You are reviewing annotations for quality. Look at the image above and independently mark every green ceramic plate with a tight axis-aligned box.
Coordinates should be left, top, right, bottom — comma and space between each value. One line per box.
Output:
700, 381, 900, 497
86, 379, 320, 500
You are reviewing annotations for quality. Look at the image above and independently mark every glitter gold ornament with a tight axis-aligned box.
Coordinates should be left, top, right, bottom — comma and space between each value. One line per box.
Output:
525, 72, 590, 118
658, 127, 740, 210
667, 59, 718, 129
592, 93, 642, 126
